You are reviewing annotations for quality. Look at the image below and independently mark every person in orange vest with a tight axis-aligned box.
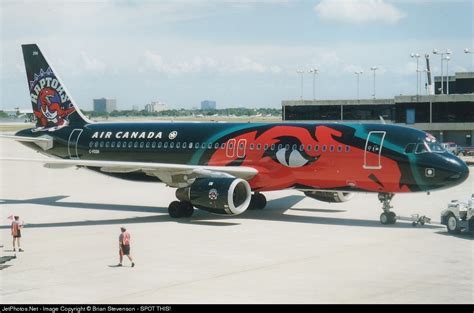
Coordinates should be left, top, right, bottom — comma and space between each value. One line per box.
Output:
118, 226, 134, 267
11, 216, 24, 252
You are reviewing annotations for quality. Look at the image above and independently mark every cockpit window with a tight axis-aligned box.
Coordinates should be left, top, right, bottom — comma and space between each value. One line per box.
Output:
415, 143, 429, 154
427, 142, 445, 153
405, 143, 415, 154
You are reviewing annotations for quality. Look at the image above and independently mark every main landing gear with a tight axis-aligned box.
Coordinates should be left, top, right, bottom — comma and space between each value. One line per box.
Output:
378, 193, 397, 225
248, 192, 267, 210
168, 201, 194, 218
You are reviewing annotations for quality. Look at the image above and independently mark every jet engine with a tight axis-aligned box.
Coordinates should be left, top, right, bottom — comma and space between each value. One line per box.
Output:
176, 177, 252, 215
304, 191, 353, 203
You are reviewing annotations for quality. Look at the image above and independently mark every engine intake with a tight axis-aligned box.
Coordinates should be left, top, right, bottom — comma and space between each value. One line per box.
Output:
176, 177, 251, 215
304, 191, 353, 203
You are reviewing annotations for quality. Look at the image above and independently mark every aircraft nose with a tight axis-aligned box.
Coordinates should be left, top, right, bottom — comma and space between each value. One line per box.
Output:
446, 157, 469, 184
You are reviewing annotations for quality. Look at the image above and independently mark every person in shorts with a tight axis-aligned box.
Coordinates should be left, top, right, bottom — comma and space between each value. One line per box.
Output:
11, 216, 24, 252
118, 227, 134, 267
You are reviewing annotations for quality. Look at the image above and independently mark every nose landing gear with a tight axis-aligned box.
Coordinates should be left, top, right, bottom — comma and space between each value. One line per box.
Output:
378, 193, 397, 224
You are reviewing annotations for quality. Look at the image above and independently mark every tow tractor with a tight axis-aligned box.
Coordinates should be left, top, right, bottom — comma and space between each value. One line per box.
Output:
440, 194, 474, 234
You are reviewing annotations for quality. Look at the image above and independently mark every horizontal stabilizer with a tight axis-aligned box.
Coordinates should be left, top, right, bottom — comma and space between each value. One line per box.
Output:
0, 134, 53, 150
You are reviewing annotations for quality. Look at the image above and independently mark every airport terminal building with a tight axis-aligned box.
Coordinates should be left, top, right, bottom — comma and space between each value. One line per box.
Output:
282, 72, 474, 146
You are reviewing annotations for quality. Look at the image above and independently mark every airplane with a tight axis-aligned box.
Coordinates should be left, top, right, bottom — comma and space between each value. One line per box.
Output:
2, 44, 469, 224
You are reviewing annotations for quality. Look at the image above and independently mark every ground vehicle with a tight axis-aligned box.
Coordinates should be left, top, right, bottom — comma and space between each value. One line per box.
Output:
442, 142, 462, 155
460, 146, 474, 156
440, 195, 474, 234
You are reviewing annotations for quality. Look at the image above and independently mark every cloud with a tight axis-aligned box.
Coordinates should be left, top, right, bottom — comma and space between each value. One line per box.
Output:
144, 50, 281, 75
314, 0, 406, 24
80, 52, 106, 73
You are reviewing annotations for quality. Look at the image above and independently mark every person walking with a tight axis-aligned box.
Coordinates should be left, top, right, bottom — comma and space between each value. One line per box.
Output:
11, 216, 24, 252
118, 227, 134, 267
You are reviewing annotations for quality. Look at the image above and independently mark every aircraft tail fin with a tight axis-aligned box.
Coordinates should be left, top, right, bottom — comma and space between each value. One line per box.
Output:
21, 44, 91, 131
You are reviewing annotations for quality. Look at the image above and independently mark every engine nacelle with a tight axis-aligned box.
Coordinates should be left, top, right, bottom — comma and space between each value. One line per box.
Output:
304, 191, 353, 203
176, 177, 251, 215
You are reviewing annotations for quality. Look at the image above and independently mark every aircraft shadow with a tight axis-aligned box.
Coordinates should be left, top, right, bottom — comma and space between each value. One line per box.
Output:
0, 194, 443, 230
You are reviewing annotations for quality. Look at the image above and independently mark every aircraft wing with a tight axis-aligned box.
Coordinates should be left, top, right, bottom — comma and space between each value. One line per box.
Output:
2, 158, 258, 187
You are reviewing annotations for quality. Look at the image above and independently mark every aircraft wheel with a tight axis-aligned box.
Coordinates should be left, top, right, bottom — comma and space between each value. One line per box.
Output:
168, 201, 182, 218
380, 212, 390, 225
388, 211, 397, 224
181, 201, 194, 218
446, 213, 461, 234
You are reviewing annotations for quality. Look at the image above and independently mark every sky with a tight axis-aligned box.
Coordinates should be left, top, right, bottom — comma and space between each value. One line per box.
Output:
1, 0, 473, 110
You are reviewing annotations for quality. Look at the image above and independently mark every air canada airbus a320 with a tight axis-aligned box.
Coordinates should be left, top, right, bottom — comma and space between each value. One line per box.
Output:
3, 44, 469, 224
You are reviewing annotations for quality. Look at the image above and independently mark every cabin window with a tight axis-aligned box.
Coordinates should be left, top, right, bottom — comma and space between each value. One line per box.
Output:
292, 144, 297, 151
146, 142, 150, 148
94, 142, 99, 148
250, 144, 255, 150
176, 142, 181, 149
122, 141, 126, 148
256, 144, 261, 150
89, 142, 94, 148
188, 142, 193, 149
299, 144, 304, 151
315, 145, 319, 151
329, 145, 334, 152
151, 142, 156, 148
202, 143, 207, 149
170, 142, 175, 149
277, 144, 283, 150
220, 143, 226, 149
111, 142, 116, 148
214, 143, 219, 149
307, 144, 312, 151
264, 144, 269, 150
157, 142, 162, 148
322, 145, 327, 152
163, 142, 168, 148
182, 142, 187, 149
117, 142, 121, 148
128, 142, 133, 148
133, 142, 138, 148
105, 142, 110, 148
345, 145, 350, 152
271, 144, 276, 150
195, 142, 200, 148
140, 142, 144, 148
337, 146, 342, 152
285, 144, 290, 150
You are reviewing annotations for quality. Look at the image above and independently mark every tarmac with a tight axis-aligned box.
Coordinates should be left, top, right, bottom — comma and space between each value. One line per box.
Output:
0, 138, 472, 304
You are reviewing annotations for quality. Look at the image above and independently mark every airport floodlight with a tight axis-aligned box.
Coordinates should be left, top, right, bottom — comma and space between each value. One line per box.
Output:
370, 67, 378, 99
443, 56, 451, 94
432, 49, 451, 94
411, 53, 422, 95
308, 68, 319, 100
296, 70, 304, 100
354, 71, 363, 100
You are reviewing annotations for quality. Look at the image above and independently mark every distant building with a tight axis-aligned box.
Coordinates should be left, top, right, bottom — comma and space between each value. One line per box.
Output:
145, 101, 167, 113
132, 105, 139, 111
201, 100, 216, 110
93, 98, 117, 113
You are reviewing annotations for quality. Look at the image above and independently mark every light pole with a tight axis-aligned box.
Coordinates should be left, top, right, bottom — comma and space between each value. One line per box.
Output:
354, 71, 363, 100
410, 53, 421, 95
296, 70, 304, 100
443, 55, 451, 94
464, 48, 473, 71
308, 68, 319, 100
370, 66, 378, 99
433, 49, 451, 94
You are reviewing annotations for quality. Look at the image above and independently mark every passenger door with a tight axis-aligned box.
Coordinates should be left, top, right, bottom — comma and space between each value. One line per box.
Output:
364, 131, 386, 169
